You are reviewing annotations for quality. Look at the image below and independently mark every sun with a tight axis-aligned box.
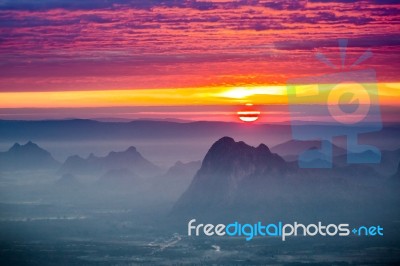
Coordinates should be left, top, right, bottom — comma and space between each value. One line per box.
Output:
237, 103, 260, 122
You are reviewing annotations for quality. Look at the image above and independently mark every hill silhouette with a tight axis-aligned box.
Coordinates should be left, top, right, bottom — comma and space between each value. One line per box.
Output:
0, 141, 60, 171
59, 146, 162, 177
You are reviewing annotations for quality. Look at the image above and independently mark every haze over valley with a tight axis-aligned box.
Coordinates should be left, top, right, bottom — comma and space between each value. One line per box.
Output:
0, 120, 399, 264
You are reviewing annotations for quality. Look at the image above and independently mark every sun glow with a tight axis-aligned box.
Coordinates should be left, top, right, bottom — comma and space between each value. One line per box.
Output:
0, 83, 398, 109
221, 86, 286, 99
237, 103, 260, 122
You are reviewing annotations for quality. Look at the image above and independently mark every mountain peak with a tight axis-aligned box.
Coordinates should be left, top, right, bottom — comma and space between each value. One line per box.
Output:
126, 146, 137, 153
174, 160, 184, 167
1, 141, 59, 171
216, 136, 235, 144
9, 141, 44, 153
10, 142, 21, 150
173, 137, 287, 214
106, 146, 138, 157
206, 137, 247, 156
203, 137, 276, 169
206, 137, 235, 153
60, 146, 161, 177
256, 143, 271, 154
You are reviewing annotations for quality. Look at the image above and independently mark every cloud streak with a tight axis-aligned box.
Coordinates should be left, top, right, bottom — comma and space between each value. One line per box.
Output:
0, 0, 399, 93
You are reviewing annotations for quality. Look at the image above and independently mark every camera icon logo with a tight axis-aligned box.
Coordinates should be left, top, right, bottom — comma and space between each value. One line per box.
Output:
287, 39, 382, 168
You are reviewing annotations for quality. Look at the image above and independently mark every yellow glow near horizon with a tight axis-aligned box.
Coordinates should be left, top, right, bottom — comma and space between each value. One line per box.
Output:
0, 88, 224, 108
220, 86, 286, 99
0, 83, 399, 108
0, 86, 288, 108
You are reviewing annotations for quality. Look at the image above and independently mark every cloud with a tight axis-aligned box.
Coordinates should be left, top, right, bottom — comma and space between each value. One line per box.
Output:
310, 0, 400, 4
0, 0, 180, 11
0, 0, 399, 92
274, 34, 400, 51
261, 0, 308, 10
1, 0, 399, 11
0, 0, 224, 11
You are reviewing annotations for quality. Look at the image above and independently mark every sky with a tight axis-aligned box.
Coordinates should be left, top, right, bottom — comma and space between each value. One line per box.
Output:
0, 0, 399, 122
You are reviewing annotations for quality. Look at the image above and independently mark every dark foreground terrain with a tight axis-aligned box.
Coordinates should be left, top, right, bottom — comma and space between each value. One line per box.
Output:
1, 203, 400, 265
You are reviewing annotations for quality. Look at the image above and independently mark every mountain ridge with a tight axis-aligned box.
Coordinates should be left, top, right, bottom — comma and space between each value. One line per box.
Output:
0, 141, 60, 171
173, 136, 287, 214
172, 136, 393, 222
59, 146, 162, 177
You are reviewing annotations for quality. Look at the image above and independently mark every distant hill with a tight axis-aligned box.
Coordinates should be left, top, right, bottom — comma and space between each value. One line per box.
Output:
148, 160, 202, 202
59, 146, 162, 177
0, 119, 289, 143
161, 161, 201, 180
272, 139, 390, 172
271, 139, 347, 157
336, 148, 400, 177
0, 141, 60, 171
96, 168, 140, 189
0, 120, 398, 151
